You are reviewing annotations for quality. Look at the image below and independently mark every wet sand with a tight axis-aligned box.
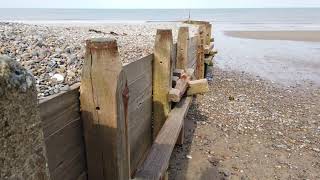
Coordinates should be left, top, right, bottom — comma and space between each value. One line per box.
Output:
224, 31, 320, 42
215, 29, 320, 88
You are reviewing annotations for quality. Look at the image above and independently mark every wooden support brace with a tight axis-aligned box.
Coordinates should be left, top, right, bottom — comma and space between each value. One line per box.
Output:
172, 76, 179, 87
173, 69, 185, 78
153, 29, 173, 139
169, 74, 190, 103
211, 48, 218, 55
80, 38, 130, 180
135, 97, 193, 180
204, 54, 214, 66
187, 79, 209, 96
186, 68, 195, 80
204, 42, 214, 55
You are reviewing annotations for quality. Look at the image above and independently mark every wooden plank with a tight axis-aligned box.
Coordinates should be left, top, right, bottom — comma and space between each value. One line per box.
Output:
128, 91, 152, 174
44, 118, 86, 180
80, 38, 130, 180
39, 83, 80, 138
195, 25, 206, 79
188, 37, 197, 68
124, 54, 153, 85
187, 79, 209, 95
77, 172, 87, 180
135, 97, 193, 180
39, 83, 87, 180
176, 26, 189, 70
153, 29, 173, 139
128, 97, 152, 175
124, 54, 153, 174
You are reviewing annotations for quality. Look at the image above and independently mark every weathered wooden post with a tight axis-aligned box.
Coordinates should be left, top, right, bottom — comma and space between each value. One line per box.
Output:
195, 25, 206, 79
0, 56, 49, 179
153, 29, 173, 139
176, 26, 189, 70
175, 26, 189, 145
80, 38, 130, 180
206, 24, 212, 45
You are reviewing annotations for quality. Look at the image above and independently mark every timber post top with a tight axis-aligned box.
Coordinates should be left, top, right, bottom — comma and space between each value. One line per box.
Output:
86, 38, 118, 49
156, 29, 173, 36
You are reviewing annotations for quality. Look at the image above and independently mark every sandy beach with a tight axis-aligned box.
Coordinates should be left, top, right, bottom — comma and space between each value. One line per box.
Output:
167, 25, 320, 179
224, 30, 320, 42
1, 20, 319, 179
169, 67, 320, 179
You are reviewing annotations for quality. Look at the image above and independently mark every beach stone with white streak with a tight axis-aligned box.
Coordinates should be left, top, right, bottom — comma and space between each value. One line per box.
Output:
0, 56, 49, 179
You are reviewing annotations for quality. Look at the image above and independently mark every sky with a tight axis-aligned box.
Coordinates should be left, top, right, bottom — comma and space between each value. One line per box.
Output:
2, 0, 320, 9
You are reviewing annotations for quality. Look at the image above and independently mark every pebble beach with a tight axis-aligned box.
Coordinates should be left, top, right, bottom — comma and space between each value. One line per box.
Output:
0, 22, 197, 98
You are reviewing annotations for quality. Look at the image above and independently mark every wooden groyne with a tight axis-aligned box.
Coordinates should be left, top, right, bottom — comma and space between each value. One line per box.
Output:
1, 20, 217, 180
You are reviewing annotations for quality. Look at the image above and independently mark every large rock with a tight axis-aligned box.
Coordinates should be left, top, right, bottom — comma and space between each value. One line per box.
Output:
0, 56, 49, 179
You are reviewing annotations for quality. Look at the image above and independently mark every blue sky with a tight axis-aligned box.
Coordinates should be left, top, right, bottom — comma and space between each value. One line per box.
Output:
2, 0, 320, 8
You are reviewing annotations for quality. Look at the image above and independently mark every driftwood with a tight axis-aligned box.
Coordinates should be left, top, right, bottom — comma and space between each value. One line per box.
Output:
89, 29, 126, 36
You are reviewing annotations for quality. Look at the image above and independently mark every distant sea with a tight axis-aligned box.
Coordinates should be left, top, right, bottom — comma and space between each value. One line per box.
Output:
0, 8, 320, 24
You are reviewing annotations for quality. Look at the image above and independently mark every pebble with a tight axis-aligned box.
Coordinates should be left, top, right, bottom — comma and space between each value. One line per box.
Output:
51, 74, 64, 83
60, 85, 70, 91
0, 22, 198, 98
312, 148, 320, 153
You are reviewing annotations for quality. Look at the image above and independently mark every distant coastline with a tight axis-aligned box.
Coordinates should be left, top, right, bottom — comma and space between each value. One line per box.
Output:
1, 8, 320, 24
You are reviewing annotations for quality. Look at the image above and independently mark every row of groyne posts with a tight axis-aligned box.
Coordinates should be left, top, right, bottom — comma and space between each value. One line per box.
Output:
0, 20, 217, 180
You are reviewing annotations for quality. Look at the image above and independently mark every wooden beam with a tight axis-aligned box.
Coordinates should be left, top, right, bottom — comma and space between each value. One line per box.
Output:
204, 42, 214, 55
204, 54, 214, 66
172, 76, 179, 87
186, 68, 195, 79
169, 74, 190, 103
135, 97, 193, 180
176, 26, 189, 70
195, 25, 206, 79
153, 29, 173, 139
187, 79, 209, 96
173, 69, 184, 78
80, 38, 130, 180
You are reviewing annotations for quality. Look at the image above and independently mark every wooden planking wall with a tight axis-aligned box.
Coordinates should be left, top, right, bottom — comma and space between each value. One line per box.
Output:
39, 83, 87, 180
188, 36, 197, 69
123, 54, 153, 174
37, 36, 197, 179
